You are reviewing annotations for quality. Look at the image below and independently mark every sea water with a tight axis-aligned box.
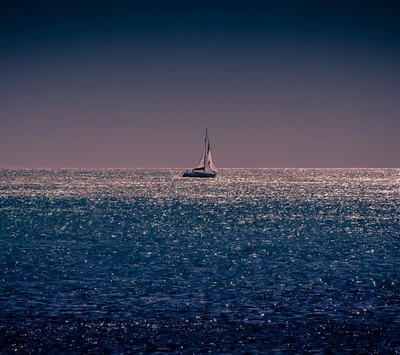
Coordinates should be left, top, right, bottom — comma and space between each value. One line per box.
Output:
1, 168, 399, 354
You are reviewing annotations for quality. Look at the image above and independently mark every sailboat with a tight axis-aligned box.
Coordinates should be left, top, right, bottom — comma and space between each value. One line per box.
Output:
183, 129, 217, 178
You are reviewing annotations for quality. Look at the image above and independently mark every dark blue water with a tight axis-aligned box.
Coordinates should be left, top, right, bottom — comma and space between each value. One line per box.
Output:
1, 169, 400, 354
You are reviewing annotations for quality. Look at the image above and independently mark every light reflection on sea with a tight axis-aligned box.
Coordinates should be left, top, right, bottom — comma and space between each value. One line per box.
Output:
1, 168, 400, 354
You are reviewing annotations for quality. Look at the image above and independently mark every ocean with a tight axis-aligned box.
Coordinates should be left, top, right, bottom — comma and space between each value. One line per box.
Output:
1, 168, 399, 354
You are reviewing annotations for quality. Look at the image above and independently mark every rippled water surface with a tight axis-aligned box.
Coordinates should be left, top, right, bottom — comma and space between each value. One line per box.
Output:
1, 169, 400, 354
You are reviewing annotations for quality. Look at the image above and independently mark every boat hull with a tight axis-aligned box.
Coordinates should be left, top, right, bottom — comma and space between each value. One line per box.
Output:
182, 171, 216, 178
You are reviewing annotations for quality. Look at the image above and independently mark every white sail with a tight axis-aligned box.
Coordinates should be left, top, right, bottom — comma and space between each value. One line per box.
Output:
207, 147, 216, 172
194, 148, 206, 170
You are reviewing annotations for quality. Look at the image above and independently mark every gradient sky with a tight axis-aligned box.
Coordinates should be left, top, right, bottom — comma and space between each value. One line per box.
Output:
1, 1, 399, 168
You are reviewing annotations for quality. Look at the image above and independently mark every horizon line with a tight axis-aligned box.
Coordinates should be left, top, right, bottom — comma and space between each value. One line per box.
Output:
0, 166, 399, 170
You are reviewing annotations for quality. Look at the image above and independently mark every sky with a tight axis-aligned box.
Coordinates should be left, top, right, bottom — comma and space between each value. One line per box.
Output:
1, 0, 399, 168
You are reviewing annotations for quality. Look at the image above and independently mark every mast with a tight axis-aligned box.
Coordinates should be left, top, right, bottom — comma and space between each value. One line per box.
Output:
204, 128, 208, 170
